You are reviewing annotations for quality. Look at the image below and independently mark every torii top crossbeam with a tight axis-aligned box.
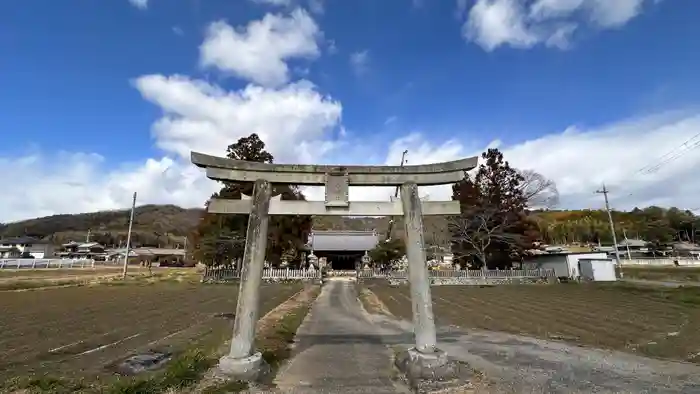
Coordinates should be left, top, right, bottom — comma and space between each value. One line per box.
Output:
191, 152, 477, 186
191, 151, 478, 216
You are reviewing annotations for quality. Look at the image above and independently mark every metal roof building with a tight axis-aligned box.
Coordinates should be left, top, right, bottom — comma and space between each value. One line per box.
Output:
309, 230, 379, 252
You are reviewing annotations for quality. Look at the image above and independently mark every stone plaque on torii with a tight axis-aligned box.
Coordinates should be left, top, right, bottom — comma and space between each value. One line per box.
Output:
191, 151, 478, 380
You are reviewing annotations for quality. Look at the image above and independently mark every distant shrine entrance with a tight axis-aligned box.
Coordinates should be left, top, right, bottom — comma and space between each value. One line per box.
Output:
308, 230, 379, 270
191, 150, 477, 380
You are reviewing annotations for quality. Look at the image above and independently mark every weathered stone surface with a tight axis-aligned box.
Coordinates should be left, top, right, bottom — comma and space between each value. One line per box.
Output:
400, 182, 438, 354
114, 351, 172, 375
394, 348, 464, 392
218, 352, 270, 381
222, 179, 272, 380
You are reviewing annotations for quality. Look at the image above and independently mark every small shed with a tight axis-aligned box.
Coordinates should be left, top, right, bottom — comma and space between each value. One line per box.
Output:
579, 258, 617, 282
523, 252, 608, 280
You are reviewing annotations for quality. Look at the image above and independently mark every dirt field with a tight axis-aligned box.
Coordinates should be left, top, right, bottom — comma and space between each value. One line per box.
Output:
622, 265, 700, 282
0, 281, 302, 384
367, 282, 700, 363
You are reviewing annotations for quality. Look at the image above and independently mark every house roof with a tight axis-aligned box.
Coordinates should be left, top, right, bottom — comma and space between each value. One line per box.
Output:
674, 242, 700, 251
78, 242, 104, 248
0, 236, 47, 245
617, 239, 647, 248
106, 247, 185, 257
310, 231, 379, 252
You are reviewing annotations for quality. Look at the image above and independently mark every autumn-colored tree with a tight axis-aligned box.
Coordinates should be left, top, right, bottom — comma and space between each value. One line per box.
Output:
189, 133, 312, 267
450, 148, 536, 269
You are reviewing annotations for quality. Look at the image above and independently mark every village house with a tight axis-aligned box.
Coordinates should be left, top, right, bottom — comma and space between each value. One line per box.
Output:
0, 236, 55, 258
57, 241, 107, 260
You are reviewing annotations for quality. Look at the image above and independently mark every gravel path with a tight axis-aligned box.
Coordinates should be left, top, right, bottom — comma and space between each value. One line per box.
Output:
368, 311, 700, 393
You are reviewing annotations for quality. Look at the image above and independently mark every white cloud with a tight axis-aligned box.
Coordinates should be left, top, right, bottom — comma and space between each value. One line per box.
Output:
199, 9, 321, 87
462, 0, 650, 51
133, 74, 342, 164
3, 3, 698, 223
128, 0, 148, 10
3, 110, 700, 222
349, 50, 370, 76
305, 111, 700, 211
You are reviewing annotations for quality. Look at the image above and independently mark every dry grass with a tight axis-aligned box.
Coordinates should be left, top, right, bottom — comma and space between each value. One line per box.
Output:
622, 266, 700, 282
367, 282, 700, 363
0, 267, 201, 291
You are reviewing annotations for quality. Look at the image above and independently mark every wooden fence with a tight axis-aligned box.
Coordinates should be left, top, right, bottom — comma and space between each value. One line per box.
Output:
0, 259, 98, 269
357, 268, 556, 279
203, 266, 555, 282
203, 267, 320, 281
619, 258, 700, 266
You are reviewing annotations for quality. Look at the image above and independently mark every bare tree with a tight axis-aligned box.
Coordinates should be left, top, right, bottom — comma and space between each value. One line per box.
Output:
518, 169, 559, 209
448, 209, 522, 268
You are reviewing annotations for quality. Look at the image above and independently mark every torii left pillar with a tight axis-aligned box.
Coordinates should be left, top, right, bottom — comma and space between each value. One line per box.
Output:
218, 179, 272, 379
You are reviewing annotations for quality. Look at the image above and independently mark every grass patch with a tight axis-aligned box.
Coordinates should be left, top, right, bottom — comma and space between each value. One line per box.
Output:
3, 349, 215, 394
622, 266, 700, 282
106, 349, 214, 394
200, 286, 320, 393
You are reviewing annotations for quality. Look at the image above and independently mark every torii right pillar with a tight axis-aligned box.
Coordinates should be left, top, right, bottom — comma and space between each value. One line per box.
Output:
397, 182, 459, 382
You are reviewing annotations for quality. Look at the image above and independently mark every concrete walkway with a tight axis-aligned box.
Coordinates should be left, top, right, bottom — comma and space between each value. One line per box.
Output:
273, 279, 408, 393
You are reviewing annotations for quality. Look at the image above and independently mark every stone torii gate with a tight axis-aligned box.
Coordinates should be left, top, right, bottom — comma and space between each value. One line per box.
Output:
191, 151, 478, 380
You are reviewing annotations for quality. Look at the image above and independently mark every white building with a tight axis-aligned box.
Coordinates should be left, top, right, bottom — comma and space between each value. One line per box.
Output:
523, 252, 609, 280
0, 236, 55, 259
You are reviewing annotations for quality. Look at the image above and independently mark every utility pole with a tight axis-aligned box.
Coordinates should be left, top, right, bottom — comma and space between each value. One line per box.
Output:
596, 184, 621, 267
122, 192, 137, 279
385, 150, 408, 242
622, 228, 632, 259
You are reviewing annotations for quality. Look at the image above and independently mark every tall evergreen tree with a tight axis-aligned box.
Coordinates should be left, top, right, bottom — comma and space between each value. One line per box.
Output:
190, 133, 312, 267
450, 148, 536, 269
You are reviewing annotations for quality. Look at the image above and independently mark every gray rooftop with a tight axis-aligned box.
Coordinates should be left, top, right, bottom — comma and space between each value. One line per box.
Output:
310, 231, 379, 252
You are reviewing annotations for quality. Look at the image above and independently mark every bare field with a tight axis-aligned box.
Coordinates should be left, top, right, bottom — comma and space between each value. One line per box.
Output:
0, 282, 302, 384
367, 282, 700, 363
622, 265, 700, 282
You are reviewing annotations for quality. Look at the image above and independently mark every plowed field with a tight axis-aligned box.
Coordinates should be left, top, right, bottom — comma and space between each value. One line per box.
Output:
367, 282, 700, 362
0, 282, 302, 382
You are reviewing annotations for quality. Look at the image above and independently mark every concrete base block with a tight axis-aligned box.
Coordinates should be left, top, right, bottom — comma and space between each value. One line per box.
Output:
395, 347, 460, 382
217, 352, 269, 381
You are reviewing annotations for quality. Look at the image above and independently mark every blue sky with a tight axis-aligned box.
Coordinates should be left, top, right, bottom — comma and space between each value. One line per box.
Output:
1, 0, 700, 221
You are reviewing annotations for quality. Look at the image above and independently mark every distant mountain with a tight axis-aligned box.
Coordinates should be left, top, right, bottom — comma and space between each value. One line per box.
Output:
0, 205, 203, 248
0, 205, 453, 248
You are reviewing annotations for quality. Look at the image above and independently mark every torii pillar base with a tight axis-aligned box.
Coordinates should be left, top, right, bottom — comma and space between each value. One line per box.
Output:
218, 352, 270, 381
395, 348, 461, 386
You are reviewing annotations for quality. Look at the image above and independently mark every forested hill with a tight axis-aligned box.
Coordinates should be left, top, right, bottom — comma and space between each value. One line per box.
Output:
0, 205, 202, 247
531, 206, 699, 244
1, 204, 697, 247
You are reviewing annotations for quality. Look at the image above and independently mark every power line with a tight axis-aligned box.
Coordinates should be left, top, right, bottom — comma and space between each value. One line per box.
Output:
634, 132, 700, 175
604, 132, 700, 205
